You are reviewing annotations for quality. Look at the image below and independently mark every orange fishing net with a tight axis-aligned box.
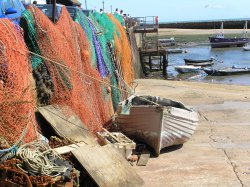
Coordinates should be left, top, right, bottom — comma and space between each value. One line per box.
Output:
28, 6, 113, 132
0, 19, 37, 146
108, 14, 134, 85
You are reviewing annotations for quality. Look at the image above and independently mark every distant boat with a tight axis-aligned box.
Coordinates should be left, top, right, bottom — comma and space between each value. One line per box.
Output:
184, 58, 214, 67
203, 66, 250, 76
209, 21, 249, 48
167, 48, 184, 54
175, 65, 202, 74
158, 37, 175, 47
243, 45, 250, 51
116, 95, 199, 156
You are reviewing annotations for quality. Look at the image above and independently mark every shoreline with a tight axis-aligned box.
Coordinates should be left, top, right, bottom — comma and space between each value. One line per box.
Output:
154, 28, 246, 43
158, 28, 245, 35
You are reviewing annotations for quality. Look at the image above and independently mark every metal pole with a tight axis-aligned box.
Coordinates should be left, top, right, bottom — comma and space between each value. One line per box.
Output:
110, 5, 112, 13
85, 0, 87, 9
52, 0, 56, 23
102, 0, 104, 11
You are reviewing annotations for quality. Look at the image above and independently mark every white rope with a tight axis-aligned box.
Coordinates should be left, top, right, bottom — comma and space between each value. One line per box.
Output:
16, 141, 68, 177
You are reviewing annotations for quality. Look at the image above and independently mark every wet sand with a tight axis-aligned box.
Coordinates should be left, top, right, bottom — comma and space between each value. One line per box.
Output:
158, 28, 244, 36
134, 79, 250, 186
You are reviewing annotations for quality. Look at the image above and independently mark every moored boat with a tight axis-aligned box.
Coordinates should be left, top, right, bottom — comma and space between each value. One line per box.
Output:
158, 37, 175, 47
243, 45, 250, 51
174, 65, 202, 73
184, 58, 213, 63
184, 58, 214, 67
203, 66, 250, 76
209, 22, 249, 48
116, 95, 199, 156
167, 48, 184, 54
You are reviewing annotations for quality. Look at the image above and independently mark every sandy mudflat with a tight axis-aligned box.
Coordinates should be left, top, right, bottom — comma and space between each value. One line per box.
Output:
158, 28, 244, 36
134, 79, 250, 186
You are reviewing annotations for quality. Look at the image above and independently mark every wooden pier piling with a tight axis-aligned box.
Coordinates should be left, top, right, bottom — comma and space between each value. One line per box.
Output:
139, 49, 168, 76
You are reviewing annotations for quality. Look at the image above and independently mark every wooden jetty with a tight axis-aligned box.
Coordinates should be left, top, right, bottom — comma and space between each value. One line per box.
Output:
133, 16, 168, 76
139, 49, 168, 76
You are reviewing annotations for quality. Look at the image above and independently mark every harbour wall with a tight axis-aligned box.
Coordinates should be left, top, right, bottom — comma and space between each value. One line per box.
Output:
159, 20, 250, 29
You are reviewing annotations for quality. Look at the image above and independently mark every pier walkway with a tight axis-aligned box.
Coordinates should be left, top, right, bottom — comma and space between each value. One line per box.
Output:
134, 79, 250, 187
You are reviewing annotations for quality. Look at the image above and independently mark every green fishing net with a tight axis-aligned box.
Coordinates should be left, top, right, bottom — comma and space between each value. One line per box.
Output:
74, 11, 97, 67
114, 13, 125, 26
88, 12, 121, 110
21, 10, 43, 69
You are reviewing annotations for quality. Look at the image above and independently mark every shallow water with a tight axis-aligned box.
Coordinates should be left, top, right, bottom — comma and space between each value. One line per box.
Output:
165, 45, 250, 85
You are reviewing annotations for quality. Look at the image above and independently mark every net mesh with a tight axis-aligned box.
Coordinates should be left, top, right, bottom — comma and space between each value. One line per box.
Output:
108, 13, 134, 85
74, 10, 97, 67
22, 6, 113, 132
0, 5, 136, 142
114, 13, 125, 26
87, 12, 122, 110
0, 19, 37, 146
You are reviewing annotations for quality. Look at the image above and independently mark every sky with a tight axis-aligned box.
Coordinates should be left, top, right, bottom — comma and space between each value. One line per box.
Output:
79, 0, 250, 22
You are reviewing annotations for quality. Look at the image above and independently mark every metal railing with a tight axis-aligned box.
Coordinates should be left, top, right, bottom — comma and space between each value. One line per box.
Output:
132, 16, 159, 29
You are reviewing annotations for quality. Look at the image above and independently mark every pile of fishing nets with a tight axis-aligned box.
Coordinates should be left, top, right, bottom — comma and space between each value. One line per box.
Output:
21, 6, 114, 132
0, 19, 37, 148
0, 5, 136, 147
90, 12, 134, 102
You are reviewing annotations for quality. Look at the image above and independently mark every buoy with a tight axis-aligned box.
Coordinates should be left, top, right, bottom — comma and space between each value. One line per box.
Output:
107, 86, 111, 93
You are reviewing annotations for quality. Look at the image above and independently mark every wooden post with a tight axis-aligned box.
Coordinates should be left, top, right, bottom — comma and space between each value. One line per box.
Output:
160, 55, 162, 70
140, 53, 148, 76
52, 0, 56, 23
162, 52, 167, 76
149, 55, 152, 70
85, 0, 88, 9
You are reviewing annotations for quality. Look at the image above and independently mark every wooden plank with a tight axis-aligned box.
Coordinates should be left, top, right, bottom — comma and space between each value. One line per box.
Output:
53, 142, 92, 155
72, 145, 144, 187
38, 105, 97, 146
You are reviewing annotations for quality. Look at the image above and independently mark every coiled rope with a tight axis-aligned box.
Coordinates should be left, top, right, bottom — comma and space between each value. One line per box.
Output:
16, 141, 68, 177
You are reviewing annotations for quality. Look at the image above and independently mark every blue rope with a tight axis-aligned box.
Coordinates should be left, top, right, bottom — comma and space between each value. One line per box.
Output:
0, 121, 29, 154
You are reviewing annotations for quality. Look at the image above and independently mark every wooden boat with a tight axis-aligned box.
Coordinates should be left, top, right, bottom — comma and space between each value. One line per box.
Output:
185, 61, 214, 67
203, 67, 250, 76
184, 58, 213, 64
116, 95, 199, 156
174, 65, 202, 74
184, 58, 214, 67
209, 22, 249, 48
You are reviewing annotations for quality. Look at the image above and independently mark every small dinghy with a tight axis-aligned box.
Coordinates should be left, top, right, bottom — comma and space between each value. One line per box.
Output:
184, 58, 214, 67
116, 95, 199, 156
174, 65, 202, 74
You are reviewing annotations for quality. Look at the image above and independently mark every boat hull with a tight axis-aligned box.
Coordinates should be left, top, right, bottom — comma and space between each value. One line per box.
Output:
243, 46, 250, 51
203, 67, 250, 76
175, 66, 201, 73
167, 49, 183, 54
185, 61, 214, 67
116, 96, 199, 156
184, 58, 214, 67
184, 58, 213, 63
209, 37, 249, 48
